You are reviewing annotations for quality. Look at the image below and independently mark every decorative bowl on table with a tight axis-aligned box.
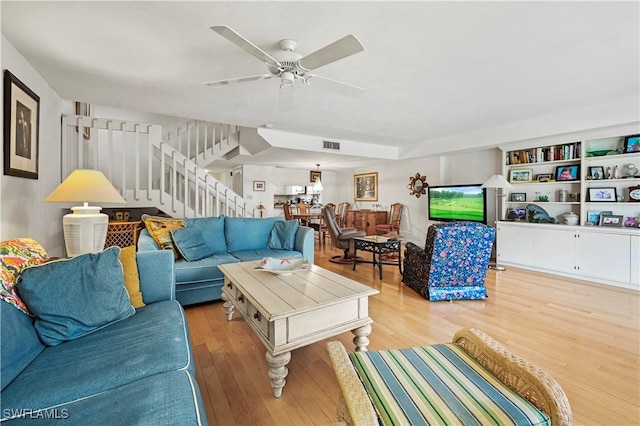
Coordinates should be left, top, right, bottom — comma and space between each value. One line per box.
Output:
256, 257, 309, 275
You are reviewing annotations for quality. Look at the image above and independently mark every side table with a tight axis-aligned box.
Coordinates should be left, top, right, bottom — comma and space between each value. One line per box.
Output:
353, 235, 404, 279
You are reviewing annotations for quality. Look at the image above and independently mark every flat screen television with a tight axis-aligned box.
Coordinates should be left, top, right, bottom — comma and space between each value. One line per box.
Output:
428, 183, 487, 224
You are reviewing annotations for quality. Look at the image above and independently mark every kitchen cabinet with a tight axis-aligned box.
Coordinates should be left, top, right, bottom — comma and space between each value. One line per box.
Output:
345, 210, 387, 236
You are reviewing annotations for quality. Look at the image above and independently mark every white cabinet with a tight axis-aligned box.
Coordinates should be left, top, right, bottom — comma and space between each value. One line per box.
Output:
497, 221, 639, 289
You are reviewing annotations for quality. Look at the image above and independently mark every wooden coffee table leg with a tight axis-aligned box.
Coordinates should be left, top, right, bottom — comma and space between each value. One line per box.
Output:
352, 324, 372, 352
265, 351, 291, 398
221, 293, 235, 320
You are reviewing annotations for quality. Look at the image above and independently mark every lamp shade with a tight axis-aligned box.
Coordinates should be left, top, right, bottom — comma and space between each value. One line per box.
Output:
44, 170, 125, 257
313, 176, 324, 191
481, 174, 512, 189
44, 169, 126, 204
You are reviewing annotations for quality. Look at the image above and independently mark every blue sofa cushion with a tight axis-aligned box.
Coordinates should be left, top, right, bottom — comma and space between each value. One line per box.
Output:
231, 249, 303, 262
16, 247, 135, 346
175, 253, 239, 284
268, 220, 299, 250
225, 217, 278, 252
0, 300, 45, 390
0, 300, 192, 414
186, 216, 227, 255
171, 226, 215, 261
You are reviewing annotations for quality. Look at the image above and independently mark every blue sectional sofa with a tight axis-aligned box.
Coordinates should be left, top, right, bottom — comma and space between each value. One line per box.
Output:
138, 216, 314, 306
1, 244, 207, 425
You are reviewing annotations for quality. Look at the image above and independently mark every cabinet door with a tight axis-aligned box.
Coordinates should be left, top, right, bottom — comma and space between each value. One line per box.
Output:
577, 232, 631, 283
533, 228, 576, 273
496, 224, 534, 266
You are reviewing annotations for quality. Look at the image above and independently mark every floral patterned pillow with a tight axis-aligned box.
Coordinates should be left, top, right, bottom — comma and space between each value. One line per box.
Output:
0, 238, 48, 315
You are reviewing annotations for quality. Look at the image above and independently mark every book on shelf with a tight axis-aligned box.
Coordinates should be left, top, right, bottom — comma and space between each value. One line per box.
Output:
506, 142, 581, 165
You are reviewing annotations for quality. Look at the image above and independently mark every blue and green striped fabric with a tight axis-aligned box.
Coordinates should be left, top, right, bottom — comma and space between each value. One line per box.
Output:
350, 344, 549, 426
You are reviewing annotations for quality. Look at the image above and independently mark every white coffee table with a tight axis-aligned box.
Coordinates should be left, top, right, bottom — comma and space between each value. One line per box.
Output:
219, 260, 379, 398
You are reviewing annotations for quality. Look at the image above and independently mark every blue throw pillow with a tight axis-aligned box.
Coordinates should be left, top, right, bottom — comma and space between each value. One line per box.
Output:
16, 247, 135, 346
171, 226, 215, 261
268, 220, 299, 250
185, 216, 227, 255
225, 217, 279, 252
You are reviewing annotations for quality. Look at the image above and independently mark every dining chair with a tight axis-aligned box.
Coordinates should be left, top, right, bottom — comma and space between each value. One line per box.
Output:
375, 203, 403, 235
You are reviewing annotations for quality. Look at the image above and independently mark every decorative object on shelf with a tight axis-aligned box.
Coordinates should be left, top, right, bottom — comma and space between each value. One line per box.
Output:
526, 204, 554, 223
407, 173, 428, 198
44, 169, 126, 257
253, 180, 265, 191
554, 164, 580, 181
624, 216, 639, 228
535, 173, 552, 182
114, 210, 130, 221
535, 192, 549, 202
257, 203, 265, 218
557, 189, 568, 202
4, 70, 40, 179
508, 169, 532, 182
613, 165, 621, 179
311, 164, 323, 191
628, 185, 640, 202
623, 134, 640, 153
510, 192, 526, 202
623, 163, 638, 178
354, 172, 378, 202
569, 193, 580, 202
606, 166, 612, 179
587, 149, 611, 157
506, 208, 526, 221
599, 214, 623, 227
481, 174, 512, 271
588, 166, 605, 180
559, 212, 579, 226
588, 187, 617, 202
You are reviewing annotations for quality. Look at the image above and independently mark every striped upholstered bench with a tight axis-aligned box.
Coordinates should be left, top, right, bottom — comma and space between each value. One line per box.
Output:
327, 328, 572, 426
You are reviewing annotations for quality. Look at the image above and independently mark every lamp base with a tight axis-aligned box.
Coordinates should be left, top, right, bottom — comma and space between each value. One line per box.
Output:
488, 263, 507, 271
63, 205, 108, 257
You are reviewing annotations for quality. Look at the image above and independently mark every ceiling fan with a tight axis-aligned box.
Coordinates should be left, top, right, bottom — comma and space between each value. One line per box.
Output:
206, 26, 364, 93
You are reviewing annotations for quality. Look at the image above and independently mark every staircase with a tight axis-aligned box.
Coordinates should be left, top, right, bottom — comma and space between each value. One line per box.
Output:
61, 114, 257, 218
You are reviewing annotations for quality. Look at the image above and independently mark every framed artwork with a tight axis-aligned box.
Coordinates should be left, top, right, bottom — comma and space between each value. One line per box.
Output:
588, 187, 617, 202
253, 180, 265, 191
354, 172, 378, 201
535, 173, 552, 182
588, 166, 605, 180
310, 170, 321, 183
599, 214, 623, 227
508, 169, 532, 182
3, 70, 39, 179
506, 208, 526, 221
75, 101, 91, 140
554, 164, 580, 181
511, 192, 526, 202
623, 134, 640, 153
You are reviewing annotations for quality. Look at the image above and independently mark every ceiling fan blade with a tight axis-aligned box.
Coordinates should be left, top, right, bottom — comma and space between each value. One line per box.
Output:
211, 26, 281, 69
305, 74, 364, 98
298, 34, 364, 71
205, 74, 273, 87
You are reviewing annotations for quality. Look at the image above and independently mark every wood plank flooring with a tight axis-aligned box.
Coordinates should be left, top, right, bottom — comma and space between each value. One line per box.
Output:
185, 242, 639, 425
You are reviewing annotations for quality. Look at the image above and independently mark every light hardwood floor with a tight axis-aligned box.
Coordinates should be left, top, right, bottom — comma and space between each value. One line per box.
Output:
185, 242, 640, 425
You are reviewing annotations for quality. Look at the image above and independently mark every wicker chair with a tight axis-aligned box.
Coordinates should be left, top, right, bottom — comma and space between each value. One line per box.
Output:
375, 202, 403, 235
322, 205, 365, 264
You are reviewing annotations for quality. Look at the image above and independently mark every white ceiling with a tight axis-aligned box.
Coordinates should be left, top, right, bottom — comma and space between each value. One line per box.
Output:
2, 1, 639, 171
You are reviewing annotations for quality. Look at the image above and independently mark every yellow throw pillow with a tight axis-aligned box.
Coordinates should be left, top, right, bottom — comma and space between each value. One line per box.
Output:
141, 214, 186, 259
119, 246, 145, 308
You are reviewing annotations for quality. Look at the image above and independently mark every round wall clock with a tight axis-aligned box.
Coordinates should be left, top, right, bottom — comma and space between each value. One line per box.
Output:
628, 185, 640, 202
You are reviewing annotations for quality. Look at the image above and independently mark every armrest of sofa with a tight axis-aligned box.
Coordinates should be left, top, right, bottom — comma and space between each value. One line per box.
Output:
294, 225, 314, 264
137, 229, 160, 251
136, 250, 175, 303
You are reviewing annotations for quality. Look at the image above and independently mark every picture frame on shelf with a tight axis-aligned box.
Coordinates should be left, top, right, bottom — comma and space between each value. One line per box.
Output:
253, 180, 265, 191
588, 187, 617, 202
586, 210, 602, 224
535, 173, 552, 182
509, 169, 533, 182
3, 70, 40, 179
506, 208, 526, 221
599, 214, 623, 227
588, 166, 605, 180
510, 192, 526, 202
354, 172, 378, 201
623, 134, 640, 153
554, 164, 580, 181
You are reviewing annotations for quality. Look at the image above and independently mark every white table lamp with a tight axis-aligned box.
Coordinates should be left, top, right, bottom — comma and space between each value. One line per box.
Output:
44, 169, 126, 257
481, 174, 513, 271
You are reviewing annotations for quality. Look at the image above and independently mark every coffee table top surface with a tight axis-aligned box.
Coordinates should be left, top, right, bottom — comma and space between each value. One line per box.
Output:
219, 260, 379, 321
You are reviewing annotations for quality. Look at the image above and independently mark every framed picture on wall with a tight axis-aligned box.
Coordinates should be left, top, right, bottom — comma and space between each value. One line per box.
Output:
354, 172, 378, 201
3, 70, 39, 179
253, 181, 265, 191
310, 170, 321, 183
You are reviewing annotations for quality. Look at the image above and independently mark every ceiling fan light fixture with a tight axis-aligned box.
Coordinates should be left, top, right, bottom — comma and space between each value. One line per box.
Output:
280, 71, 295, 88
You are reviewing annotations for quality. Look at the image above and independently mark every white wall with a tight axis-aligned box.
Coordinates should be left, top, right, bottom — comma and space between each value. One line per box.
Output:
1, 36, 71, 256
